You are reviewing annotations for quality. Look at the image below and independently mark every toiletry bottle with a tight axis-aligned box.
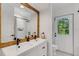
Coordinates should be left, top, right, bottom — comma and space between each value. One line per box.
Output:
27, 32, 31, 41
29, 35, 32, 40
33, 32, 37, 39
25, 35, 27, 41
41, 32, 45, 39
27, 36, 30, 41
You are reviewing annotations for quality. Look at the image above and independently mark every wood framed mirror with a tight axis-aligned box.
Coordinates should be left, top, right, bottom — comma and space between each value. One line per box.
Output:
0, 3, 40, 48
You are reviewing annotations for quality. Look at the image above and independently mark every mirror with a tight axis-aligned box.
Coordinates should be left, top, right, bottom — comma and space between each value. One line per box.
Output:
0, 3, 39, 48
14, 4, 37, 40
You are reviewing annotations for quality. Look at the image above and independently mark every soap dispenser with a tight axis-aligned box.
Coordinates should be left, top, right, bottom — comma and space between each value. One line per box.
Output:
33, 32, 37, 39
27, 32, 31, 41
41, 32, 45, 39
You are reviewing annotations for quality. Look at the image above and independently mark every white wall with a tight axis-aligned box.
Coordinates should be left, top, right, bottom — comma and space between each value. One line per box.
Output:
40, 3, 79, 56
1, 4, 15, 43
40, 4, 53, 56
52, 3, 79, 56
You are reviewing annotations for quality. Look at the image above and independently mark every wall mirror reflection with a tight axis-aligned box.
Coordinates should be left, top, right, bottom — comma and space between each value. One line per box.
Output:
14, 4, 37, 42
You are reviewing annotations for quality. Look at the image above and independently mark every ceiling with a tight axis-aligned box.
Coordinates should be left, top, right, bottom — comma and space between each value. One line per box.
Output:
52, 3, 79, 10
30, 3, 50, 11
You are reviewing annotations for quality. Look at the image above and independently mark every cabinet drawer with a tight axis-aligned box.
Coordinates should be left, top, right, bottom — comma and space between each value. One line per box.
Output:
37, 41, 47, 56
38, 41, 47, 49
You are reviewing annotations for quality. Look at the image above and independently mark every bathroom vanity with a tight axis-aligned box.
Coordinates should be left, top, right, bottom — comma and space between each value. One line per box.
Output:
0, 3, 40, 48
0, 3, 43, 56
1, 39, 47, 56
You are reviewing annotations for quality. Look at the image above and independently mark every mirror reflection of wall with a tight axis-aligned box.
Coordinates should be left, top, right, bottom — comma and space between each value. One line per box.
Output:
14, 4, 37, 39
1, 4, 15, 43
1, 3, 37, 43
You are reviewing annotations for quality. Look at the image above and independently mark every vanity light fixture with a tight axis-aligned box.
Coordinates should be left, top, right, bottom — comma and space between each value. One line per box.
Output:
20, 5, 24, 8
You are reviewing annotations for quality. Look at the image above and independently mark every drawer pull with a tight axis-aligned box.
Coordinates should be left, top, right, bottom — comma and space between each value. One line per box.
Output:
42, 46, 45, 49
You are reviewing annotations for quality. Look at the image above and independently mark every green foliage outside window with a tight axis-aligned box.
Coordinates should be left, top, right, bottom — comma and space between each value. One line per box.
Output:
58, 18, 69, 35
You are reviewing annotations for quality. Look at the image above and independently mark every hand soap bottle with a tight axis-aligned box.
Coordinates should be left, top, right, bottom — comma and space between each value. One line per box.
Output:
27, 32, 30, 41
33, 32, 37, 39
41, 32, 45, 39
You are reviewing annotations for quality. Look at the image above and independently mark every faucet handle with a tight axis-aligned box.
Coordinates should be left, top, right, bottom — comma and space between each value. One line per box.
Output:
14, 37, 16, 40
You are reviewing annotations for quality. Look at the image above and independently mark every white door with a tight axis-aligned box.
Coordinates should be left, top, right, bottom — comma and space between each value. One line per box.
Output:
54, 14, 74, 55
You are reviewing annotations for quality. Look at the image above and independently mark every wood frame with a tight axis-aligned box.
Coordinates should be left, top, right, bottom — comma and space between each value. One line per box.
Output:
0, 3, 1, 44
0, 3, 40, 48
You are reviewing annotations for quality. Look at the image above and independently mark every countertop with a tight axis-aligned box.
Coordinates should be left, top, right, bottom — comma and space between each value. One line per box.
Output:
1, 38, 47, 56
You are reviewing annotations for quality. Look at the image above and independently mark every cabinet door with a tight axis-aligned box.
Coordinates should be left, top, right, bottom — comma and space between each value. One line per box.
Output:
18, 41, 47, 56
18, 46, 41, 56
37, 41, 47, 56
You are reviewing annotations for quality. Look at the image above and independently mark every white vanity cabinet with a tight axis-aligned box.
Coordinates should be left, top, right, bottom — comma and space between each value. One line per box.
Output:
36, 41, 47, 56
1, 39, 47, 56
27, 41, 47, 56
18, 39, 47, 56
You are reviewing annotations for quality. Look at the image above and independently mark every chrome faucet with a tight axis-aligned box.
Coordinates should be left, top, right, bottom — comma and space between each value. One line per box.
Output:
16, 38, 20, 45
14, 37, 20, 48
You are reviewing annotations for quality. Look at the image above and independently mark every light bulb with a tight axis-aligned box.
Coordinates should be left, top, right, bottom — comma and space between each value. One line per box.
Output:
20, 5, 24, 8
